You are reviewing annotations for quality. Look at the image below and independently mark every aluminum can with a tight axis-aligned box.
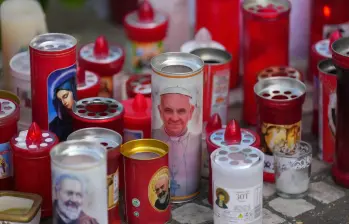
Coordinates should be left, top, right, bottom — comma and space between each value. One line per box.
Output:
196, 0, 240, 89
190, 48, 232, 125
78, 36, 124, 98
242, 0, 290, 125
11, 122, 59, 217
29, 33, 77, 141
121, 139, 171, 224
126, 74, 151, 99
330, 37, 349, 188
254, 77, 306, 183
122, 94, 151, 142
151, 52, 204, 202
67, 128, 122, 223
211, 145, 264, 224
71, 97, 124, 137
0, 97, 20, 190
124, 1, 168, 74
206, 117, 260, 205
318, 59, 337, 163
50, 140, 108, 223
257, 66, 302, 82
76, 67, 100, 100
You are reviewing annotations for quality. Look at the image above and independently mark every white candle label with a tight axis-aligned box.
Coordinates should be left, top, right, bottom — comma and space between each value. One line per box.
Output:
323, 22, 349, 39
213, 184, 263, 223
107, 168, 119, 209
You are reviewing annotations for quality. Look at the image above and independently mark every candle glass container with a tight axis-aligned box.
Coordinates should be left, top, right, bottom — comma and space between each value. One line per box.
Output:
274, 141, 312, 199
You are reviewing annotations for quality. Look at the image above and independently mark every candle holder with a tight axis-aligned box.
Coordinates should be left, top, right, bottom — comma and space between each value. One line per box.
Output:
274, 141, 312, 199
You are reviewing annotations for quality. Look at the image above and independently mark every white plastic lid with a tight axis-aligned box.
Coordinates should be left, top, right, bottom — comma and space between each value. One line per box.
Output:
10, 51, 30, 81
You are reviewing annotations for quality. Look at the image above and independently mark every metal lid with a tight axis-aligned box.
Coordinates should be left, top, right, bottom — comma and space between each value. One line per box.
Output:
10, 51, 30, 81
30, 33, 77, 52
210, 128, 256, 147
258, 66, 302, 81
0, 99, 16, 119
80, 43, 123, 64
121, 139, 168, 160
318, 58, 336, 75
243, 0, 291, 15
78, 71, 99, 90
213, 145, 261, 170
331, 37, 349, 57
190, 48, 232, 65
254, 77, 306, 101
73, 97, 123, 120
315, 39, 331, 58
67, 127, 122, 151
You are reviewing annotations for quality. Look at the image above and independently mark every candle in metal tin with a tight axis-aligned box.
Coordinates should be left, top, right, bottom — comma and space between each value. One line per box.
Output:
124, 0, 168, 74
78, 36, 125, 98
254, 77, 306, 183
196, 0, 240, 89
121, 139, 171, 224
126, 74, 151, 99
211, 145, 264, 224
257, 66, 303, 82
318, 59, 337, 163
76, 67, 100, 100
274, 141, 312, 198
71, 97, 124, 138
0, 191, 42, 224
50, 140, 108, 223
206, 117, 260, 205
122, 94, 152, 142
67, 128, 122, 223
11, 122, 58, 218
0, 97, 20, 190
242, 0, 291, 125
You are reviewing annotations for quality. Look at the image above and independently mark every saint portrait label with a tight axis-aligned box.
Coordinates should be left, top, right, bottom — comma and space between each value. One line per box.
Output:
98, 76, 113, 98
148, 166, 170, 212
261, 121, 301, 173
0, 142, 12, 179
213, 184, 263, 224
107, 168, 119, 209
47, 64, 77, 141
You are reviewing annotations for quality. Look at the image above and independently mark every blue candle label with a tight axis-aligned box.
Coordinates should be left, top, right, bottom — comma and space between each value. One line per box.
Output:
124, 129, 144, 142
0, 142, 12, 179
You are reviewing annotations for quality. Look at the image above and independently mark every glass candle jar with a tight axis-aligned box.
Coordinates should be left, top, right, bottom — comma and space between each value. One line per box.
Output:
274, 141, 312, 199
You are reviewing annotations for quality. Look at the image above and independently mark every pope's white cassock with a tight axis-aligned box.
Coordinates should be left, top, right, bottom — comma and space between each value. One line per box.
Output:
153, 127, 201, 198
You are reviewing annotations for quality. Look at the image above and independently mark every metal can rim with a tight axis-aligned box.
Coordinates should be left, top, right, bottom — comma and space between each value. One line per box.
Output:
121, 139, 168, 160
190, 47, 232, 66
30, 33, 77, 52
318, 59, 336, 76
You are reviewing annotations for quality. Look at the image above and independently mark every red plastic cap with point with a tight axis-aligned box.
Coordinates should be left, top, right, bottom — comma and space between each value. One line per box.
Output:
206, 113, 222, 135
94, 36, 109, 59
329, 30, 343, 49
132, 94, 148, 112
138, 0, 154, 22
224, 119, 242, 145
26, 122, 42, 145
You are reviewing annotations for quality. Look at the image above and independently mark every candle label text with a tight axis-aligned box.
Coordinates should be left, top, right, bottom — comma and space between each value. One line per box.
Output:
107, 168, 119, 209
213, 184, 263, 223
0, 142, 12, 179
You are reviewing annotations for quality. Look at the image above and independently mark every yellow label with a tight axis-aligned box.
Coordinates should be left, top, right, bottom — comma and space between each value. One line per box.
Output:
261, 121, 301, 155
107, 168, 119, 209
99, 76, 113, 98
148, 166, 170, 212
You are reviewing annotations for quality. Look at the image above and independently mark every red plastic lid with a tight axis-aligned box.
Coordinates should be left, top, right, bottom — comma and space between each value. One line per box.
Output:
122, 94, 151, 122
78, 36, 125, 76
124, 0, 168, 42
77, 67, 100, 91
206, 113, 222, 135
12, 122, 57, 150
0, 98, 20, 127
126, 74, 152, 96
258, 66, 302, 81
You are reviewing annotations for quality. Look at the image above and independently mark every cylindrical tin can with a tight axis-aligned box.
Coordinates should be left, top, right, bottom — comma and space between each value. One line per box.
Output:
29, 33, 77, 141
196, 0, 240, 89
242, 0, 291, 125
11, 122, 59, 217
121, 139, 171, 223
211, 145, 264, 224
124, 0, 168, 74
78, 36, 125, 98
206, 118, 260, 205
76, 67, 100, 100
71, 97, 124, 137
331, 37, 349, 187
180, 28, 225, 54
190, 48, 232, 125
122, 94, 151, 142
67, 128, 122, 224
309, 39, 331, 82
0, 97, 20, 190
50, 140, 108, 223
10, 51, 32, 130
151, 52, 204, 202
318, 59, 337, 163
254, 77, 306, 183
257, 66, 303, 82
0, 191, 42, 224
126, 74, 151, 99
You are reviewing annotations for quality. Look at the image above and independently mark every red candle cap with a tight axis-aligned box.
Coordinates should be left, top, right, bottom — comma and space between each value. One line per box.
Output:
138, 0, 154, 22
77, 67, 86, 85
224, 119, 242, 145
26, 122, 43, 146
132, 93, 148, 112
329, 30, 343, 48
93, 36, 109, 59
206, 113, 222, 134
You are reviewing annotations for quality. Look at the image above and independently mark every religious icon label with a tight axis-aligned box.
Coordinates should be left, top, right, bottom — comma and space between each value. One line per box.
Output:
0, 143, 11, 179
108, 168, 119, 209
124, 129, 144, 142
148, 166, 170, 212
